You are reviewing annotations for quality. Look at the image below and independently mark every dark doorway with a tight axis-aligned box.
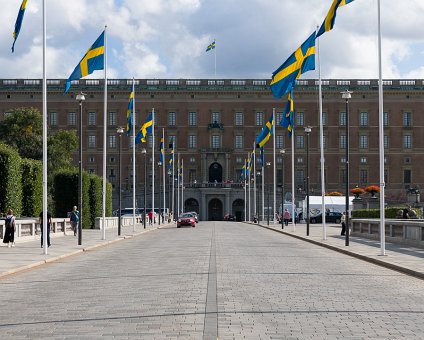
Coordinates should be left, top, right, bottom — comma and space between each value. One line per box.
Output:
185, 198, 199, 215
232, 199, 244, 221
209, 162, 223, 183
208, 198, 223, 221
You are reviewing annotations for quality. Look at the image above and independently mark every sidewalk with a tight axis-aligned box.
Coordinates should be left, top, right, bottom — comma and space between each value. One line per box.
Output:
0, 222, 172, 279
254, 221, 424, 280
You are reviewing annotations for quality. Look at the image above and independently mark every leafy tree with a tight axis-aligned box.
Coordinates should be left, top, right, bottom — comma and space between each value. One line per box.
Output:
48, 130, 78, 174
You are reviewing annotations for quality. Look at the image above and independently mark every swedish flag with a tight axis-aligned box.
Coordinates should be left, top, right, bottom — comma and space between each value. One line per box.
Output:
317, 0, 355, 38
270, 32, 316, 99
135, 113, 153, 144
179, 161, 183, 178
206, 40, 215, 52
256, 113, 274, 148
280, 90, 295, 138
125, 90, 134, 136
168, 144, 174, 171
241, 163, 246, 181
12, 0, 28, 53
159, 138, 164, 163
64, 31, 105, 93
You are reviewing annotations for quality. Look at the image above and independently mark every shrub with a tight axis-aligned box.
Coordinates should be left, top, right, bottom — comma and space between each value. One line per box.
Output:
21, 158, 42, 217
326, 191, 343, 196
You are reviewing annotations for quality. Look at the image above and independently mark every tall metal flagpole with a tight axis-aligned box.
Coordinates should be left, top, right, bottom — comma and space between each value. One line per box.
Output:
42, 0, 48, 255
163, 129, 166, 221
177, 153, 180, 217
377, 0, 386, 256
172, 142, 175, 221
132, 77, 136, 232
181, 158, 184, 213
272, 109, 276, 224
244, 160, 247, 221
291, 130, 295, 232
247, 152, 250, 221
152, 108, 155, 224
253, 143, 257, 220
214, 38, 217, 79
262, 155, 265, 222
101, 25, 108, 240
317, 27, 327, 240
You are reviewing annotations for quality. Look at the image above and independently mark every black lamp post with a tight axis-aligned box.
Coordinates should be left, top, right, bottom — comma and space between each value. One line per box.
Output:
116, 127, 124, 236
342, 90, 352, 246
305, 126, 312, 236
141, 148, 147, 229
266, 161, 271, 225
76, 92, 85, 245
158, 161, 162, 225
280, 149, 285, 228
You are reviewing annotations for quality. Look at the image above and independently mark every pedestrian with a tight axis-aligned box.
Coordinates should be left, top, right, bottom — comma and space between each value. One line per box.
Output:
39, 211, 52, 248
70, 206, 79, 236
340, 211, 347, 236
3, 208, 16, 248
283, 209, 291, 228
148, 210, 153, 225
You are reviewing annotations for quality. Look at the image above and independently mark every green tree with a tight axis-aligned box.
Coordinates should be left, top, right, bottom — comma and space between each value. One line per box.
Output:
48, 130, 78, 174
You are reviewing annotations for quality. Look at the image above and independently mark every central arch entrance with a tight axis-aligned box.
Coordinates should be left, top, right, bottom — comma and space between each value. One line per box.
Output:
232, 199, 244, 221
209, 162, 223, 183
208, 198, 223, 221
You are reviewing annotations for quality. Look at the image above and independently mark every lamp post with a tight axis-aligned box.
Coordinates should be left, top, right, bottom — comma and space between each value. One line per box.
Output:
76, 92, 85, 246
256, 170, 261, 223
280, 149, 285, 228
158, 161, 162, 225
116, 126, 124, 236
141, 148, 147, 229
266, 161, 271, 225
305, 126, 312, 236
342, 90, 352, 246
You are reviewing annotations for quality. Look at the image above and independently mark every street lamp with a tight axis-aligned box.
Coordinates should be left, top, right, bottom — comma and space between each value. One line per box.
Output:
266, 161, 271, 225
141, 148, 147, 229
342, 90, 352, 246
158, 161, 162, 225
280, 149, 285, 228
116, 126, 124, 236
76, 92, 86, 246
304, 126, 312, 236
256, 170, 261, 223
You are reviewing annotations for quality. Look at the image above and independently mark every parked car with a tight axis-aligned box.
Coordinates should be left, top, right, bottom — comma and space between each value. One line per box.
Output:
186, 211, 199, 223
309, 211, 342, 224
177, 213, 196, 228
224, 214, 236, 221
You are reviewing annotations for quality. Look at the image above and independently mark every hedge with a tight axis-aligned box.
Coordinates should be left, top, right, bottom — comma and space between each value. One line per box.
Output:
0, 143, 22, 216
21, 158, 42, 217
352, 207, 420, 219
88, 174, 102, 229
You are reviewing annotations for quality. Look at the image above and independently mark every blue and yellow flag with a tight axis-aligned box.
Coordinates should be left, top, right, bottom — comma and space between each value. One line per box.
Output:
12, 0, 28, 53
206, 40, 215, 52
280, 90, 295, 138
255, 113, 274, 148
179, 161, 183, 179
125, 89, 134, 136
241, 162, 246, 181
317, 0, 355, 38
135, 112, 153, 144
159, 138, 164, 164
270, 32, 316, 99
168, 143, 174, 171
64, 31, 105, 93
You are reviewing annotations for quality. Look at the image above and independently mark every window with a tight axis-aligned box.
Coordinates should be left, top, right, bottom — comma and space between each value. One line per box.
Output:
89, 156, 95, 163
190, 157, 196, 163
68, 112, 76, 126
340, 134, 346, 149
188, 111, 197, 126
168, 135, 176, 146
360, 135, 368, 149
360, 169, 368, 184
340, 169, 346, 184
296, 169, 304, 187
383, 112, 389, 126
189, 170, 197, 183
129, 136, 135, 148
109, 135, 116, 148
88, 135, 96, 148
168, 111, 176, 126
276, 135, 283, 149
147, 135, 153, 148
235, 135, 243, 149
403, 112, 412, 127
322, 134, 327, 149
212, 135, 220, 148
235, 112, 243, 126
360, 157, 367, 164
49, 112, 57, 126
236, 157, 242, 164
322, 112, 328, 126
212, 112, 220, 123
384, 135, 389, 149
88, 112, 96, 126
297, 157, 304, 164
404, 169, 411, 184
296, 112, 304, 127
188, 135, 197, 148
340, 111, 346, 126
296, 135, 304, 149
360, 112, 368, 126
255, 112, 263, 126
109, 111, 116, 126
403, 135, 412, 149
340, 157, 346, 164
275, 111, 283, 124
384, 169, 389, 184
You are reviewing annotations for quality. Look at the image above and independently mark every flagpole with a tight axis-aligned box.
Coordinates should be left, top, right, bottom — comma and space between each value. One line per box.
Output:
163, 128, 166, 222
102, 25, 108, 240
214, 38, 217, 79
317, 28, 327, 240
152, 108, 155, 224
244, 159, 247, 221
247, 152, 250, 221
291, 130, 295, 232
42, 0, 48, 254
172, 143, 175, 221
253, 144, 257, 221
132, 77, 136, 232
377, 0, 386, 256
181, 158, 184, 213
272, 109, 276, 224
262, 155, 264, 223
177, 153, 180, 217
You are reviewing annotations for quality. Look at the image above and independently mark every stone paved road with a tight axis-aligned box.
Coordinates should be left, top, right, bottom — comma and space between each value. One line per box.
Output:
1, 222, 423, 339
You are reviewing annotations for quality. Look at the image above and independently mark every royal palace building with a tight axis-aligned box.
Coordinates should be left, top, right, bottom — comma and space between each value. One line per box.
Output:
1, 78, 423, 220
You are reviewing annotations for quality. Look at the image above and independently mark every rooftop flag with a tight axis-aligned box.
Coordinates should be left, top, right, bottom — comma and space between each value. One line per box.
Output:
125, 88, 134, 136
280, 90, 295, 138
270, 31, 316, 99
317, 0, 356, 38
256, 112, 274, 148
206, 40, 215, 52
64, 31, 105, 93
12, 0, 28, 53
135, 112, 153, 144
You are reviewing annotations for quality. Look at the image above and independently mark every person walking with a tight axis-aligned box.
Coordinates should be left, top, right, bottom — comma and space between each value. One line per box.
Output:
70, 206, 79, 236
283, 209, 291, 228
340, 211, 347, 236
3, 208, 16, 248
148, 210, 153, 225
39, 211, 52, 248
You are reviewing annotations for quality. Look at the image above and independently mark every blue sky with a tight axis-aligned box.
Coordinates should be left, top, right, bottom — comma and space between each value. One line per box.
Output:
1, 0, 424, 80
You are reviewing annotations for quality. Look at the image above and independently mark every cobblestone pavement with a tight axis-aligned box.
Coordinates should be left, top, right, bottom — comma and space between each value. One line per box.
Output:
1, 222, 423, 339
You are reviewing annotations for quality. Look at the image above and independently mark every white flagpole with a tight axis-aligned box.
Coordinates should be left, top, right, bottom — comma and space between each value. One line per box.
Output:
291, 130, 295, 232
177, 153, 180, 217
132, 78, 136, 232
181, 158, 184, 213
163, 128, 166, 222
244, 160, 247, 221
42, 0, 48, 254
253, 144, 257, 220
273, 109, 276, 224
262, 155, 264, 222
247, 152, 250, 221
152, 108, 155, 224
317, 28, 327, 240
377, 0, 386, 255
172, 143, 175, 221
214, 38, 217, 79
102, 25, 108, 240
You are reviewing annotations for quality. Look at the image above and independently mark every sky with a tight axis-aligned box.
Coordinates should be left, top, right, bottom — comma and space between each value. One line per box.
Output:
1, 0, 424, 81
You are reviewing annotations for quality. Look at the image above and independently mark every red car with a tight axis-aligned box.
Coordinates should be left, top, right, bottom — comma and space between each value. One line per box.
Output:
177, 213, 196, 228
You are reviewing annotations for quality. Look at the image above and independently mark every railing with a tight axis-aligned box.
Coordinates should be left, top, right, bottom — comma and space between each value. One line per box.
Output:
184, 182, 244, 189
0, 218, 72, 240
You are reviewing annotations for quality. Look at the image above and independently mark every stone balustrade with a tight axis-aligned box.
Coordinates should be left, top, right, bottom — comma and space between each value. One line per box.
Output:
0, 218, 72, 241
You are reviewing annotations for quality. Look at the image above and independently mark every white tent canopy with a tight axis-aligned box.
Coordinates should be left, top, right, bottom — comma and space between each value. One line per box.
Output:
300, 196, 354, 216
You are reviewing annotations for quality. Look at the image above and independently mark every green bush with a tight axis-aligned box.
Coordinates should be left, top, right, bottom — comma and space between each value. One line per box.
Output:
106, 182, 112, 217
21, 158, 42, 217
0, 143, 22, 216
53, 170, 78, 219
352, 207, 420, 218
88, 175, 103, 228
